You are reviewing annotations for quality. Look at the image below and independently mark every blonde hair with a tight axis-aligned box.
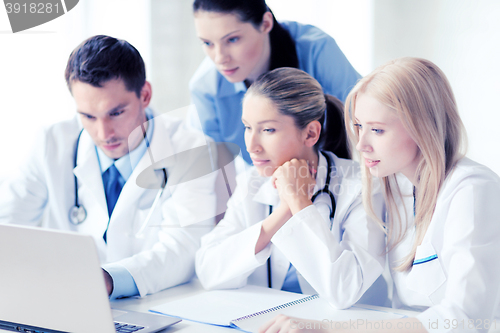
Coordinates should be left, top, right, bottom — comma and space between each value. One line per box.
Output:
344, 57, 467, 271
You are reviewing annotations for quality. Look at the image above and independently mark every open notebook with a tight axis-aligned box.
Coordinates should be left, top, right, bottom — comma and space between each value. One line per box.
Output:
150, 285, 407, 333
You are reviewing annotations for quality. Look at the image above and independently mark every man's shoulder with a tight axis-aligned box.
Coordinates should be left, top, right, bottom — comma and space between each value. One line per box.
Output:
280, 20, 332, 49
153, 113, 210, 151
39, 116, 82, 149
44, 116, 80, 133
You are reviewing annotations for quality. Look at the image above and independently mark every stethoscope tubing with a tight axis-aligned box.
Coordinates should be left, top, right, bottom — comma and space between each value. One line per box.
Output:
69, 119, 168, 235
266, 151, 336, 289
69, 129, 86, 225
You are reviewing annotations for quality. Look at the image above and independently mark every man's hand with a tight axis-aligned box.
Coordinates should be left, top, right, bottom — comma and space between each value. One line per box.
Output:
102, 269, 114, 296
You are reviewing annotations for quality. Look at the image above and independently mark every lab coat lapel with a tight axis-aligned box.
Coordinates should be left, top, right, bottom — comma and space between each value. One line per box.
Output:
72, 130, 109, 245
109, 116, 175, 231
251, 176, 290, 290
252, 177, 280, 207
330, 154, 362, 227
73, 130, 108, 214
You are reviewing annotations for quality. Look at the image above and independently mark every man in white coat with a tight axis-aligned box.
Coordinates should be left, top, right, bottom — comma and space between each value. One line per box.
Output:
0, 35, 218, 299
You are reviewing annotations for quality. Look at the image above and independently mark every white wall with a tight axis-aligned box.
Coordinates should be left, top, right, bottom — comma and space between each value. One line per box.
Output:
372, 0, 500, 176
1, 1, 499, 179
266, 0, 373, 76
268, 0, 500, 176
0, 0, 151, 179
149, 0, 205, 117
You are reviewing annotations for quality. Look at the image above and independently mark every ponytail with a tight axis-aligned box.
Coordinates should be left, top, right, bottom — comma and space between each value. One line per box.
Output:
268, 9, 299, 70
318, 94, 350, 159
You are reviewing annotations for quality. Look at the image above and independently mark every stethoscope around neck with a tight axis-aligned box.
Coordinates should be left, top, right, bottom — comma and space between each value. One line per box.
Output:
68, 129, 88, 225
68, 123, 167, 238
266, 150, 337, 288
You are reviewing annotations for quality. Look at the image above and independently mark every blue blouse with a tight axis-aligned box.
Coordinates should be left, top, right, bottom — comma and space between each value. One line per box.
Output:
188, 20, 361, 164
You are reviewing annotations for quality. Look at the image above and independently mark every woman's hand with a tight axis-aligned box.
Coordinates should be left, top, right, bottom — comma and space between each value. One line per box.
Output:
259, 314, 332, 333
255, 158, 315, 254
272, 159, 316, 215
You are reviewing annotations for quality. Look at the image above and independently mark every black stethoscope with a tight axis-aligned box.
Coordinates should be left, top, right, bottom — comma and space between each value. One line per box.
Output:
68, 122, 167, 234
266, 151, 337, 288
68, 129, 87, 225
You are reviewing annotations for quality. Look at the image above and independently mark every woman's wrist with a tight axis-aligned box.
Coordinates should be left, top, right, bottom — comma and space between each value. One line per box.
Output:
288, 197, 313, 215
255, 205, 292, 254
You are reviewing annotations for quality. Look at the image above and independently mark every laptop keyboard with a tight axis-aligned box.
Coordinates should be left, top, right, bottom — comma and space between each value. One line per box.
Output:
115, 322, 145, 332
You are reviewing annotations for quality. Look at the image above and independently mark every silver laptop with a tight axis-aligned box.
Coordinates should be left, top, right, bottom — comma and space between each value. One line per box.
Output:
0, 224, 180, 333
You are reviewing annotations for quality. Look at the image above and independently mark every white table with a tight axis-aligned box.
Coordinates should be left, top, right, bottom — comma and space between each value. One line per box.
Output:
111, 279, 236, 332
112, 279, 500, 333
4, 279, 498, 333
109, 279, 419, 333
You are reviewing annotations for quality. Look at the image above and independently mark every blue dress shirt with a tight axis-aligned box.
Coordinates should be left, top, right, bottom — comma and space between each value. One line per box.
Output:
189, 21, 361, 164
99, 111, 154, 299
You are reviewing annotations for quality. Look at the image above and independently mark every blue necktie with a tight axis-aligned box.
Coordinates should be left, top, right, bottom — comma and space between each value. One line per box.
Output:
102, 164, 125, 242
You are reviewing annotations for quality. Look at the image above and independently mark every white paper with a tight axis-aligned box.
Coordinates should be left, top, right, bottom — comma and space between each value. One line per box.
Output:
150, 285, 305, 326
234, 298, 407, 333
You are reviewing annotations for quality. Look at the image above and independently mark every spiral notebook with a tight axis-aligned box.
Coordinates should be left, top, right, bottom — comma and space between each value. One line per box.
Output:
150, 285, 406, 333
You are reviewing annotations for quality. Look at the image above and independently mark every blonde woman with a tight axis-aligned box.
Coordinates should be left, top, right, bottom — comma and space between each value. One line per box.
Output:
196, 68, 386, 309
260, 58, 500, 333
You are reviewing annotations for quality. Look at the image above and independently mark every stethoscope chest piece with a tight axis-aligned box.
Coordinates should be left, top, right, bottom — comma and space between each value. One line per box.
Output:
69, 205, 87, 225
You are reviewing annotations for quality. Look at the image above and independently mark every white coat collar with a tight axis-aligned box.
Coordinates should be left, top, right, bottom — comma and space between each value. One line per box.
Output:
112, 113, 176, 216
73, 112, 176, 218
73, 129, 108, 214
329, 154, 364, 223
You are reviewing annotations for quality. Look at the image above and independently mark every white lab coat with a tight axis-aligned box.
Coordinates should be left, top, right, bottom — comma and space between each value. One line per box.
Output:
389, 158, 500, 332
195, 152, 387, 309
0, 113, 218, 297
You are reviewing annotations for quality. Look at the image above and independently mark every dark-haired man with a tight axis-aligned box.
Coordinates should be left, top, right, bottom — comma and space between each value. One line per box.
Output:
0, 35, 217, 299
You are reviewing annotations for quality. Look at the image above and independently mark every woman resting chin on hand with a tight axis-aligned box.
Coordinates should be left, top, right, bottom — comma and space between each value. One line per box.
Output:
260, 58, 500, 333
195, 67, 386, 309
273, 158, 316, 215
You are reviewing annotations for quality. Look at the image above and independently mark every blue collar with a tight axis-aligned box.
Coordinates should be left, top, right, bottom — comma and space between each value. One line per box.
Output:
217, 79, 247, 98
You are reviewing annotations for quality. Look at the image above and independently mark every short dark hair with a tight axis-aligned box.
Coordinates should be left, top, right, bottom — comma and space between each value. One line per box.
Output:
64, 35, 146, 97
